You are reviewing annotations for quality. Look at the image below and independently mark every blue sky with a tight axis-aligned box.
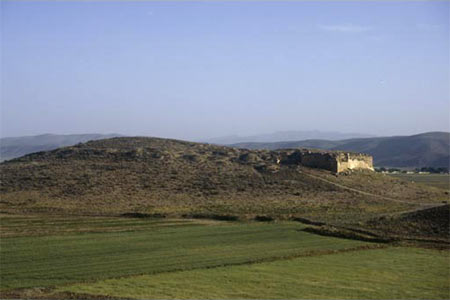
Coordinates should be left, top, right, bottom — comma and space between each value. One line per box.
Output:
1, 1, 449, 139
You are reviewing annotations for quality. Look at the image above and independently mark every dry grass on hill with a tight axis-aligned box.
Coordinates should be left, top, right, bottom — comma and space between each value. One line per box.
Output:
1, 137, 447, 226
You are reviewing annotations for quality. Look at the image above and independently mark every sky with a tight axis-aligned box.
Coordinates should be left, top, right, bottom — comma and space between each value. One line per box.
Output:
1, 1, 449, 140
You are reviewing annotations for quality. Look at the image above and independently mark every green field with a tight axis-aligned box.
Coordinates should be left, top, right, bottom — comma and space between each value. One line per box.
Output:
0, 215, 367, 291
62, 247, 450, 300
1, 214, 448, 299
390, 173, 450, 190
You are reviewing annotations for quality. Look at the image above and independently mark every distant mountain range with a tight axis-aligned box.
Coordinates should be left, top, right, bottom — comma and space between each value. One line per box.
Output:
202, 130, 375, 145
0, 133, 121, 161
232, 132, 450, 169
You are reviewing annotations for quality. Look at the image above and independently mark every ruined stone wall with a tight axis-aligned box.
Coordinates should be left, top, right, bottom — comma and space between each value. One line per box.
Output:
298, 152, 339, 173
274, 149, 374, 173
336, 153, 374, 173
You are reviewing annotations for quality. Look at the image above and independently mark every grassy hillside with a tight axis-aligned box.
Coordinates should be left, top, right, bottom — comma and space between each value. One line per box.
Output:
0, 133, 121, 161
0, 137, 447, 228
366, 204, 450, 241
232, 132, 450, 168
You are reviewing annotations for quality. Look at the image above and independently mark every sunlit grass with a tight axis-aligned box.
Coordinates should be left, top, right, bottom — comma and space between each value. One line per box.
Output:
61, 247, 450, 299
0, 219, 368, 290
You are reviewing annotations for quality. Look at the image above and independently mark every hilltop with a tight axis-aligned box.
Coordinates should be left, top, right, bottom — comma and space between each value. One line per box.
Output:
0, 133, 122, 162
232, 132, 450, 169
1, 137, 447, 228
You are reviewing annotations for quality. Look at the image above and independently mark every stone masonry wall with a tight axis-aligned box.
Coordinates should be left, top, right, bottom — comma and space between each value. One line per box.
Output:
336, 153, 374, 173
300, 152, 339, 173
274, 149, 374, 173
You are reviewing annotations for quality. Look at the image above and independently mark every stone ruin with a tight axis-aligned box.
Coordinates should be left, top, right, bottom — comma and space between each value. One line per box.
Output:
275, 149, 374, 173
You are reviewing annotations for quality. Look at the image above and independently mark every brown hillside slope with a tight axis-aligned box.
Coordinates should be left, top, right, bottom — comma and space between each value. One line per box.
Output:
366, 204, 450, 241
0, 137, 447, 224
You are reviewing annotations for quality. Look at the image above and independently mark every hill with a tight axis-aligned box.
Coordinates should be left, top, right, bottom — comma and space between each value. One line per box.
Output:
0, 133, 122, 162
232, 132, 450, 168
0, 137, 447, 227
366, 204, 450, 242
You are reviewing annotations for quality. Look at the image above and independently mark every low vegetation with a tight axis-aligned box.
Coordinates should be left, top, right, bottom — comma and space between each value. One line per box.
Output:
390, 173, 450, 190
1, 214, 447, 299
61, 247, 449, 299
0, 215, 368, 291
365, 204, 450, 242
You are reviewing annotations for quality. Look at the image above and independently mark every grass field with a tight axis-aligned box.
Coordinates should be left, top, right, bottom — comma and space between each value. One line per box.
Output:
390, 173, 450, 190
0, 213, 209, 237
1, 214, 448, 299
61, 247, 450, 300
0, 215, 367, 291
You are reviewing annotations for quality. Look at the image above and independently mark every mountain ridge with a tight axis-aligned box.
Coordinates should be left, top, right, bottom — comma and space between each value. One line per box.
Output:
232, 132, 450, 168
202, 130, 375, 144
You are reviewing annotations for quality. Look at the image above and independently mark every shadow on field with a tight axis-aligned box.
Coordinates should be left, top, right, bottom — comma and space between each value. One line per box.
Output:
181, 213, 239, 221
120, 212, 166, 219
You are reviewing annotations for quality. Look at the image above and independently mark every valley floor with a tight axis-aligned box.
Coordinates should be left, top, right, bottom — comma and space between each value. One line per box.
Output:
0, 214, 449, 299
389, 173, 450, 191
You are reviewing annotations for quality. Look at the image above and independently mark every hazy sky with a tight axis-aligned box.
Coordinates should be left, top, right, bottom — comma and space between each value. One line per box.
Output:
1, 1, 449, 140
